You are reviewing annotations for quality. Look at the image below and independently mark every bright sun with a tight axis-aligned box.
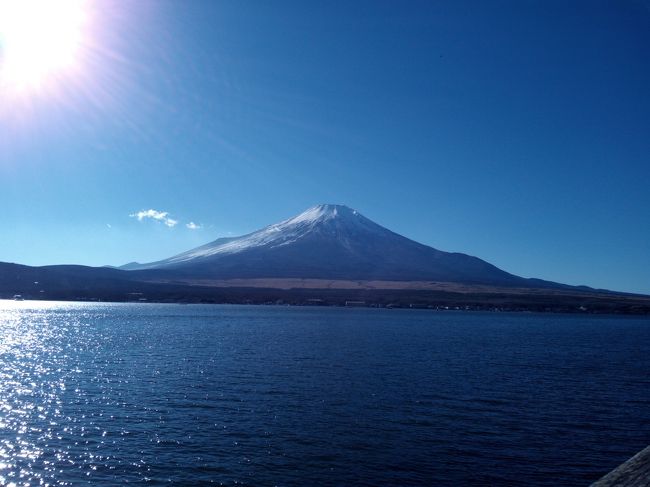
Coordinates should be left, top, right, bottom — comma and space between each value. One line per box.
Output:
0, 0, 88, 95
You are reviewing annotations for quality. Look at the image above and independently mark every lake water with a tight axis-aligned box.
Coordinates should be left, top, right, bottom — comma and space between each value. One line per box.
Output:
0, 301, 648, 486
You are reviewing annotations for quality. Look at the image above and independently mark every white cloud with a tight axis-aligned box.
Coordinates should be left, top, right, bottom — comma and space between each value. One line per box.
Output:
131, 209, 166, 221
186, 221, 202, 230
130, 209, 178, 228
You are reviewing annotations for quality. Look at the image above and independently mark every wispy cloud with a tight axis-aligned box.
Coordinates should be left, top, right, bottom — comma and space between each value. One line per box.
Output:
130, 209, 178, 228
186, 221, 202, 230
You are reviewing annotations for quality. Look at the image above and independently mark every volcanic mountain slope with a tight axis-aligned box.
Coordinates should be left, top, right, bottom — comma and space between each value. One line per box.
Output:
122, 204, 560, 288
3, 204, 649, 312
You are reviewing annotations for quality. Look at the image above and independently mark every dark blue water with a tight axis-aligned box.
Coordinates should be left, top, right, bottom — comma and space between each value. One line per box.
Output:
0, 302, 649, 486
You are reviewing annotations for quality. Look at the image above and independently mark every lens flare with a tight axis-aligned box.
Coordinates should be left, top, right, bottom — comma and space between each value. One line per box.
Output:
0, 0, 88, 95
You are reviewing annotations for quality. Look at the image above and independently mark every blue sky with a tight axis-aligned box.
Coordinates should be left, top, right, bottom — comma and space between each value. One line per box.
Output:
1, 0, 649, 294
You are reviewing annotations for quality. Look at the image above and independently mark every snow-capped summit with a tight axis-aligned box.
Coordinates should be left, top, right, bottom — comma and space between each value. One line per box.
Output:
255, 204, 376, 239
284, 204, 357, 224
121, 204, 528, 286
124, 204, 386, 269
253, 204, 367, 238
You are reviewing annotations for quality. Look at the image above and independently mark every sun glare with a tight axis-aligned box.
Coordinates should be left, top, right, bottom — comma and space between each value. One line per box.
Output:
0, 0, 88, 95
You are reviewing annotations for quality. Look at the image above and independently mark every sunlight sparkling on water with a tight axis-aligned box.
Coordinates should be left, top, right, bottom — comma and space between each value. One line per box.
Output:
0, 300, 649, 486
0, 302, 125, 486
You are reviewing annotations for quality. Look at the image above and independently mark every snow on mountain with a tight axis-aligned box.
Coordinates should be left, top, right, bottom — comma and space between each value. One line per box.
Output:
121, 204, 535, 286
124, 204, 379, 269
181, 204, 364, 258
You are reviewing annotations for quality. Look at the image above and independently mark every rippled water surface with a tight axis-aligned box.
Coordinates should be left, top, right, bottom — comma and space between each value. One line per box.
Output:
1, 301, 649, 485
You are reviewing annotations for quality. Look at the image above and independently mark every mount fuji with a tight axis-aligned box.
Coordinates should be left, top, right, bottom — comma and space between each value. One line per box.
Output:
3, 204, 649, 312
122, 204, 554, 288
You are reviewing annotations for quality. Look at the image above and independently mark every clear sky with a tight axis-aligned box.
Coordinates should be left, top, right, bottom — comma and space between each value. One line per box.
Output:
1, 0, 649, 294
